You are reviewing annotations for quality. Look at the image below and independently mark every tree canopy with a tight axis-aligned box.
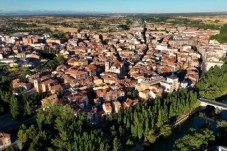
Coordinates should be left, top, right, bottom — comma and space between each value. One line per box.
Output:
173, 128, 215, 151
210, 24, 227, 43
196, 63, 227, 100
18, 89, 199, 150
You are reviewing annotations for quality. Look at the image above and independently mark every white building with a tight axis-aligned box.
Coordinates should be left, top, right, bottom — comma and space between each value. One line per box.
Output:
205, 61, 224, 72
160, 75, 179, 93
156, 44, 168, 51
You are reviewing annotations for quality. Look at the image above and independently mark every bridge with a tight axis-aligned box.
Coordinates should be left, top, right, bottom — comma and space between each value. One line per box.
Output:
199, 97, 227, 110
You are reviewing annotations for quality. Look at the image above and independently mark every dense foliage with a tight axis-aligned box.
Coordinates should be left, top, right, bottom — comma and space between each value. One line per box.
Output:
173, 128, 215, 151
0, 84, 39, 119
105, 89, 198, 147
196, 64, 227, 100
0, 74, 15, 116
210, 24, 227, 43
18, 89, 198, 150
216, 120, 227, 145
38, 47, 66, 70
18, 105, 109, 151
0, 71, 42, 118
118, 24, 130, 31
139, 16, 220, 30
174, 120, 227, 151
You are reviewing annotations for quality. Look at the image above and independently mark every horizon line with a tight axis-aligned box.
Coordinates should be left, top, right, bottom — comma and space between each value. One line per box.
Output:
1, 10, 227, 15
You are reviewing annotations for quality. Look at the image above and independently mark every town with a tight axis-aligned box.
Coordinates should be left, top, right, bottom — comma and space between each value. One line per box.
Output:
0, 15, 227, 151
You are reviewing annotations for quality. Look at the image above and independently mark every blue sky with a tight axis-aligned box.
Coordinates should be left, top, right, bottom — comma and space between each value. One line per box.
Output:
0, 0, 227, 13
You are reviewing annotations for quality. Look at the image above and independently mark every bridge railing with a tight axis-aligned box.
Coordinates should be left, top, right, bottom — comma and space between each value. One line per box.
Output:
199, 97, 227, 108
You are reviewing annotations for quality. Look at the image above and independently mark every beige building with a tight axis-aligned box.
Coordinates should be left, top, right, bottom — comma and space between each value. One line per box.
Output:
34, 78, 56, 93
139, 90, 156, 100
105, 60, 126, 75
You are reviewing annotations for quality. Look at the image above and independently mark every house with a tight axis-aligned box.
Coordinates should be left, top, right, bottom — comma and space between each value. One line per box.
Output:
0, 132, 11, 150
41, 94, 59, 111
62, 74, 76, 87
105, 60, 126, 75
50, 84, 63, 94
56, 65, 68, 72
185, 73, 199, 86
12, 78, 32, 95
67, 58, 88, 66
138, 89, 156, 100
166, 75, 179, 90
66, 69, 88, 80
160, 75, 179, 93
41, 79, 56, 93
139, 90, 150, 100
102, 102, 112, 114
63, 91, 89, 109
149, 85, 163, 97
123, 98, 139, 109
26, 54, 40, 59
136, 77, 164, 91
34, 77, 56, 93
156, 44, 168, 51
169, 39, 194, 48
12, 78, 32, 91
93, 77, 103, 86
96, 89, 125, 101
180, 80, 189, 88
205, 61, 224, 72
112, 101, 122, 113
85, 64, 97, 76
119, 51, 135, 59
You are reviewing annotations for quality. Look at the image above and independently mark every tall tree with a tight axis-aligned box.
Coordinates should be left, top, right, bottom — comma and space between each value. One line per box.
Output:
24, 102, 32, 116
113, 137, 121, 151
10, 96, 19, 119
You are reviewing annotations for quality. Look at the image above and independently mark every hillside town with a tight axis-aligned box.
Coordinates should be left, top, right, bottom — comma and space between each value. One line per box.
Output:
1, 18, 227, 150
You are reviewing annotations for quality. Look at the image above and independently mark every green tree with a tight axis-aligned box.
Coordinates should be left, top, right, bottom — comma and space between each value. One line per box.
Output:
146, 130, 157, 143
55, 55, 65, 65
17, 124, 28, 143
24, 102, 32, 116
196, 64, 227, 99
113, 137, 121, 151
10, 96, 19, 119
19, 104, 108, 151
126, 139, 134, 146
160, 124, 172, 138
210, 24, 227, 43
173, 128, 215, 151
217, 120, 227, 143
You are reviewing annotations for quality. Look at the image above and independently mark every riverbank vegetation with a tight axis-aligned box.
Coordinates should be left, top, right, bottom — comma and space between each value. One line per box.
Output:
174, 120, 227, 151
173, 128, 215, 151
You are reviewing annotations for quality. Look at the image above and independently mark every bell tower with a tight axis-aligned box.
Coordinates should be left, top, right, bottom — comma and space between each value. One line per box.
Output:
105, 61, 110, 72
34, 74, 41, 93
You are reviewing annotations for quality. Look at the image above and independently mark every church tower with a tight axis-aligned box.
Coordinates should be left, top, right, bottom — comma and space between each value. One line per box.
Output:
34, 78, 41, 93
105, 61, 110, 72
